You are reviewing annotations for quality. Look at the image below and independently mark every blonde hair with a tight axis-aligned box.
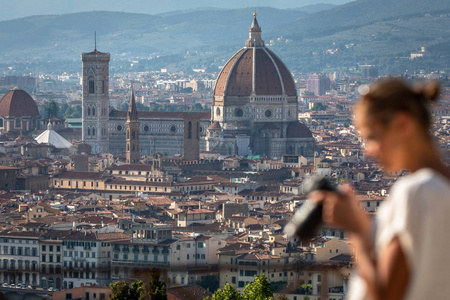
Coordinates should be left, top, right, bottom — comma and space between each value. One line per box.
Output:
356, 79, 440, 130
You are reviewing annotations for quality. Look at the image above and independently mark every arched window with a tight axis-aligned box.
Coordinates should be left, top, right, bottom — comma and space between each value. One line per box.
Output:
15, 118, 21, 128
127, 144, 130, 151
132, 144, 135, 151
0, 118, 3, 128
89, 77, 95, 94
126, 129, 130, 139
92, 107, 96, 116
102, 80, 106, 94
132, 130, 135, 139
87, 107, 91, 116
92, 128, 96, 136
88, 128, 91, 136
216, 107, 220, 116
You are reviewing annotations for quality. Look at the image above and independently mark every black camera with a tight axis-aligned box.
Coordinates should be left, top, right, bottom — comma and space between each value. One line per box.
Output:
283, 177, 336, 241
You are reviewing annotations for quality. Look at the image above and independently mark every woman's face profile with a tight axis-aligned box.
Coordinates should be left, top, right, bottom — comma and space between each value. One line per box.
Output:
355, 108, 405, 172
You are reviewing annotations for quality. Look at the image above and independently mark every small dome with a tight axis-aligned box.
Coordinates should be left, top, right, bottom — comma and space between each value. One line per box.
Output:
0, 87, 39, 117
286, 122, 313, 138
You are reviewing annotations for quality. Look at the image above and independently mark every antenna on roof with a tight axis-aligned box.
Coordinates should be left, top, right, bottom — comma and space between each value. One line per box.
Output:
95, 31, 97, 51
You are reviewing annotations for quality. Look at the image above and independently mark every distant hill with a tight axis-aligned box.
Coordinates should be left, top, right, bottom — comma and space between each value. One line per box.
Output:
282, 0, 450, 32
0, 0, 449, 74
0, 0, 347, 21
0, 8, 307, 60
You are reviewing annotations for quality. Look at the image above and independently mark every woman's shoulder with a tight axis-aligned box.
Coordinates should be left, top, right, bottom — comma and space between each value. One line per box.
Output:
393, 168, 450, 201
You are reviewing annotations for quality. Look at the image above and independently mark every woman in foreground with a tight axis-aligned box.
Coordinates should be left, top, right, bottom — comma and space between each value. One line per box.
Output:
312, 79, 450, 300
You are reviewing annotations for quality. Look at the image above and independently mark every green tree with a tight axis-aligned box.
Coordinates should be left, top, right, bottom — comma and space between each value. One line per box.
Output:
110, 280, 143, 300
296, 283, 312, 295
206, 274, 275, 300
243, 274, 273, 300
311, 102, 327, 111
72, 105, 82, 118
189, 103, 204, 112
139, 269, 167, 300
47, 100, 58, 118
207, 284, 243, 300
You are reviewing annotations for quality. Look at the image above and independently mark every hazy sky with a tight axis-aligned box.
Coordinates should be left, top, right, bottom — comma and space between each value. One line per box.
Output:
0, 0, 353, 21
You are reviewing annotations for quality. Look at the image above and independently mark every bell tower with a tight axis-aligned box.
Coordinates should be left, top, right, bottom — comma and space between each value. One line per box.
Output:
126, 90, 140, 164
81, 42, 110, 154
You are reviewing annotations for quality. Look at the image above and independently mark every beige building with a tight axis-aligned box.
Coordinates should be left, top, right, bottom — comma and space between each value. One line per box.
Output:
310, 237, 350, 263
51, 284, 112, 300
174, 209, 215, 227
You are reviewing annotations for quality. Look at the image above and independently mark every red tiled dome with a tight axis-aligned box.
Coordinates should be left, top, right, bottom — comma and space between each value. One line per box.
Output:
0, 87, 39, 117
214, 48, 297, 98
286, 122, 313, 138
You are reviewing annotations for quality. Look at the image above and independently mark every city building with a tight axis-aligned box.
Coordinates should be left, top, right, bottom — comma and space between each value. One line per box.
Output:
207, 14, 314, 158
306, 74, 331, 96
0, 231, 41, 287
81, 15, 314, 159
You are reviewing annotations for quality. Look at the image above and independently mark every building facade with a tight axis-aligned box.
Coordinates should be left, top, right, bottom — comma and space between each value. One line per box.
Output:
207, 14, 314, 158
81, 49, 111, 154
0, 231, 41, 287
81, 15, 314, 159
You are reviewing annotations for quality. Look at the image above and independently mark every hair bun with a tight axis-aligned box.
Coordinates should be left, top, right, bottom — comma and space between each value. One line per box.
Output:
415, 80, 440, 103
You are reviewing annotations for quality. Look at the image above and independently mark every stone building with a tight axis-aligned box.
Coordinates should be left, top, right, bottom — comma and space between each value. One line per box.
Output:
81, 49, 110, 154
207, 14, 315, 158
81, 14, 314, 159
81, 47, 210, 157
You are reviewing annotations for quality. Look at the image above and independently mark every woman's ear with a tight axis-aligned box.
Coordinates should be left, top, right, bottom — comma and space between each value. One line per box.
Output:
392, 112, 414, 137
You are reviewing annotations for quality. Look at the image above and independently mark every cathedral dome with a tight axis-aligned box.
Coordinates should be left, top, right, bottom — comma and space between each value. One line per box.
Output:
213, 14, 297, 99
286, 122, 313, 138
0, 87, 39, 117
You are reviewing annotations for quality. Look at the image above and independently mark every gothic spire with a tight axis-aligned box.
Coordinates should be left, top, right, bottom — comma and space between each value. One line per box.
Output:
127, 89, 138, 121
245, 12, 265, 48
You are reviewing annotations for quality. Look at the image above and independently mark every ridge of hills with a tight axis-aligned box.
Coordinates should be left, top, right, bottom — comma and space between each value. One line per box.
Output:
1, 0, 449, 74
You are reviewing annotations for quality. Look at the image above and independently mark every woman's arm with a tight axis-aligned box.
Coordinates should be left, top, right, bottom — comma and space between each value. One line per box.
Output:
312, 186, 410, 300
351, 232, 410, 300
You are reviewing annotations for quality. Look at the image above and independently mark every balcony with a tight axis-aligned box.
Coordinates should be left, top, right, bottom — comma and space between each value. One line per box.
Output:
113, 247, 120, 252
142, 248, 149, 253
132, 248, 140, 254
162, 249, 169, 255
152, 249, 160, 255
122, 248, 130, 253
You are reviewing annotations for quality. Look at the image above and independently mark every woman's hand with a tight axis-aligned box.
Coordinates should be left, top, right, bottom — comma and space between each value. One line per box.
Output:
309, 184, 369, 235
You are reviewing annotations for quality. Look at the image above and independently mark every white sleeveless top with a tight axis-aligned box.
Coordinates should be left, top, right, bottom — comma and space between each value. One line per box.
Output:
348, 168, 450, 300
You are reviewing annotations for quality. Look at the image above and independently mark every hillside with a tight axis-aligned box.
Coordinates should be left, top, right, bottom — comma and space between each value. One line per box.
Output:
0, 0, 449, 74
